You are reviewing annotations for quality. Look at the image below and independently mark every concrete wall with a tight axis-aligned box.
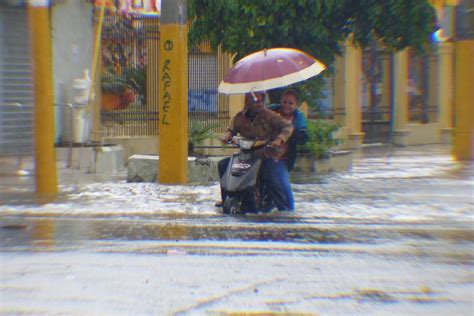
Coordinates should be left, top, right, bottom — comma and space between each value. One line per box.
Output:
105, 135, 237, 162
197, 137, 239, 156
51, 0, 94, 142
104, 136, 159, 161
405, 123, 441, 145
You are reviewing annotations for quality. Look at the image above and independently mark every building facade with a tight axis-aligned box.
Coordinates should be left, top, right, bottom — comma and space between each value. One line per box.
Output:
0, 0, 471, 165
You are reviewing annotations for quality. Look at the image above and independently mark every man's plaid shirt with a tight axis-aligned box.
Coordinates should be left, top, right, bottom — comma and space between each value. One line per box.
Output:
227, 107, 294, 160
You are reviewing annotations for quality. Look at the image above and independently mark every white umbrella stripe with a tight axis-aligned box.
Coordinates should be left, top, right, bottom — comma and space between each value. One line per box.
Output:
218, 61, 325, 94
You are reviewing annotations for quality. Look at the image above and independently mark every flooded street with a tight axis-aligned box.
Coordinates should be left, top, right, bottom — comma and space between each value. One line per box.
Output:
1, 145, 473, 315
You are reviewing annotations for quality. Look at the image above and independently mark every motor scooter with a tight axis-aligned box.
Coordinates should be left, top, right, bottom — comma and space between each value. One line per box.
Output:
220, 137, 270, 215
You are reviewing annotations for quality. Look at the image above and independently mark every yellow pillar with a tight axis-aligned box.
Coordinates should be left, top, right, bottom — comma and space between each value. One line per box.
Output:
28, 0, 57, 196
392, 49, 410, 145
453, 40, 474, 160
437, 43, 454, 143
344, 42, 364, 148
159, 0, 188, 184
228, 95, 244, 120
221, 51, 244, 121
217, 46, 229, 116
332, 44, 364, 149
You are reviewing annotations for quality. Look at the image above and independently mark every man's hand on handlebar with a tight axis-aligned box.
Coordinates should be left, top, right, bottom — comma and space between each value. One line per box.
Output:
270, 137, 283, 148
222, 131, 233, 144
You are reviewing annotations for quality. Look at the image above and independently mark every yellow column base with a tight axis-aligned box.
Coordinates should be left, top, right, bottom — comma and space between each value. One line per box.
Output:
348, 132, 365, 149
392, 130, 411, 147
453, 132, 474, 160
440, 128, 454, 144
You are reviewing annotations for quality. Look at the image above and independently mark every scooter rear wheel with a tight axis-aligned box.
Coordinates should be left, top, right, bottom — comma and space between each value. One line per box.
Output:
223, 196, 241, 215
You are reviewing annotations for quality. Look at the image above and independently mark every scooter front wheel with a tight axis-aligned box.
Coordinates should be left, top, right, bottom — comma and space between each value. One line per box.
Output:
223, 196, 241, 215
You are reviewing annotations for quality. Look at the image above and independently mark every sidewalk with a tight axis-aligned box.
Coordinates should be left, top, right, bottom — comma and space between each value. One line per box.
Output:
0, 155, 126, 205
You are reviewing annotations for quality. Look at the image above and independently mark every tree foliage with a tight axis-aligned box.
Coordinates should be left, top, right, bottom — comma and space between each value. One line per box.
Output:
188, 0, 436, 104
189, 0, 435, 62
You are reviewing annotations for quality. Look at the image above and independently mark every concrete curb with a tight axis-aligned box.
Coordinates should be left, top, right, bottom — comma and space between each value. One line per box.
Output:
56, 145, 124, 174
127, 151, 353, 184
127, 155, 221, 184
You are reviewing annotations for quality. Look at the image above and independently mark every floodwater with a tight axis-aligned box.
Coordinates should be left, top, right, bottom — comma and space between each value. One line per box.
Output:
1, 145, 472, 243
0, 145, 473, 315
1, 145, 473, 253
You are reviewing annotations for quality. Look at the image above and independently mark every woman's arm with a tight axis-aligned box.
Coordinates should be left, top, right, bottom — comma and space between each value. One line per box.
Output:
294, 110, 309, 145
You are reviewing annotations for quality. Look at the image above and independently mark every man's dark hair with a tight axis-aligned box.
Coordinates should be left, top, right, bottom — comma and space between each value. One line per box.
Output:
281, 89, 299, 101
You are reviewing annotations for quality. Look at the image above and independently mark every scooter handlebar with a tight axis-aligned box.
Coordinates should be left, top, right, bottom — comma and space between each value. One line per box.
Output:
221, 136, 269, 149
252, 140, 268, 148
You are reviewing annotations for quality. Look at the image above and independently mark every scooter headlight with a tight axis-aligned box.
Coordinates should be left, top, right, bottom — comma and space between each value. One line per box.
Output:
239, 139, 254, 149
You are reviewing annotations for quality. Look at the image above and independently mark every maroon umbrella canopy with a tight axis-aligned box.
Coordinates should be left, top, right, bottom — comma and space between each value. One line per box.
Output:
218, 47, 326, 94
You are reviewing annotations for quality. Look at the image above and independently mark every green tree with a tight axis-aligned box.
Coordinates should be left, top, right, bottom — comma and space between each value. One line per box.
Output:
188, 0, 436, 104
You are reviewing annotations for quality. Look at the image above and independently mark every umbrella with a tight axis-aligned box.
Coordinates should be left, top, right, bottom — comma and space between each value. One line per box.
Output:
218, 47, 326, 94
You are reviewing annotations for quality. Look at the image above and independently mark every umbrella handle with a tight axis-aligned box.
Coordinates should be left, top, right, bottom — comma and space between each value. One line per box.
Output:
250, 90, 257, 101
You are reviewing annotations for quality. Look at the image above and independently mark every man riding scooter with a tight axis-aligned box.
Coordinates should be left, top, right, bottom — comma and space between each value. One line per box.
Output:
217, 91, 294, 212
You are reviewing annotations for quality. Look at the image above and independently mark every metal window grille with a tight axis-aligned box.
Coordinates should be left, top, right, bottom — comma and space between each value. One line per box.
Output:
408, 49, 438, 124
361, 47, 392, 143
100, 13, 158, 137
455, 0, 474, 41
188, 41, 229, 132
100, 14, 229, 137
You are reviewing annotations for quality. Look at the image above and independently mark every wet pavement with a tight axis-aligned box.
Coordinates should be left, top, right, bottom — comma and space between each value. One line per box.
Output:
0, 145, 473, 315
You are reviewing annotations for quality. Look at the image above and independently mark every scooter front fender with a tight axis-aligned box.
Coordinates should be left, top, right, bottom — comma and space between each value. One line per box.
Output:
221, 153, 262, 193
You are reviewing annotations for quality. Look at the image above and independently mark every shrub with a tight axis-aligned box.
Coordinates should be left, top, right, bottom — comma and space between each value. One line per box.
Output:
298, 119, 341, 159
101, 71, 127, 94
188, 120, 219, 155
123, 66, 146, 105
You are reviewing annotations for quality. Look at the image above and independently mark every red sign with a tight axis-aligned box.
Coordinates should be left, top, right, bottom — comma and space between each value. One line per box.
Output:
94, 0, 161, 16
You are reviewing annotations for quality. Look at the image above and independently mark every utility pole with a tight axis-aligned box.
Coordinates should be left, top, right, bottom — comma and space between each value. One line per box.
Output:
159, 0, 188, 184
27, 0, 58, 196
